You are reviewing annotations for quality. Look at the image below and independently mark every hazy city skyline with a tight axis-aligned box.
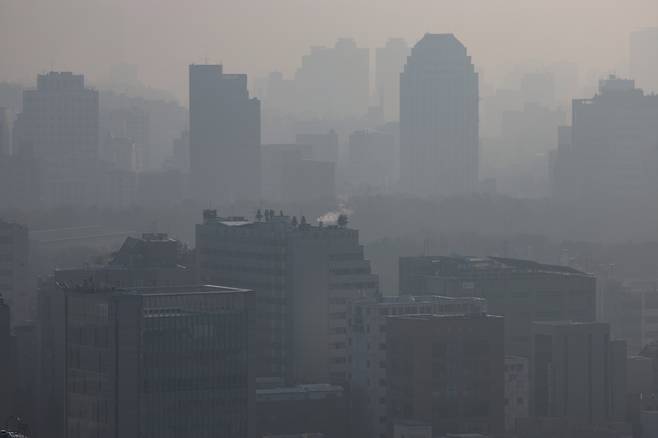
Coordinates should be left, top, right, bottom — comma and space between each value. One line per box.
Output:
1, 0, 657, 99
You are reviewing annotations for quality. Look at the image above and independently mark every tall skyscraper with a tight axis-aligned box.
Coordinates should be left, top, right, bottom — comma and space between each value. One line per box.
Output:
630, 27, 658, 94
399, 33, 479, 197
196, 210, 378, 386
387, 313, 505, 436
552, 76, 658, 204
531, 321, 626, 425
399, 256, 596, 358
14, 72, 99, 206
38, 283, 255, 438
189, 65, 261, 204
375, 38, 409, 122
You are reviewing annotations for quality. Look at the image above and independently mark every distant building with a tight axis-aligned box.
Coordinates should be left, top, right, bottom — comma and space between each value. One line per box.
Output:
531, 321, 626, 424
0, 107, 11, 155
196, 210, 378, 386
14, 72, 100, 206
256, 384, 346, 438
504, 356, 529, 432
294, 39, 369, 119
348, 295, 487, 438
53, 233, 195, 288
347, 129, 397, 192
136, 169, 185, 207
261, 144, 335, 203
399, 34, 479, 197
399, 256, 596, 358
630, 27, 658, 94
552, 76, 658, 204
0, 296, 11, 425
101, 106, 149, 171
375, 38, 410, 122
101, 135, 136, 172
0, 220, 31, 326
189, 64, 260, 204
38, 283, 255, 438
387, 314, 505, 436
296, 131, 339, 164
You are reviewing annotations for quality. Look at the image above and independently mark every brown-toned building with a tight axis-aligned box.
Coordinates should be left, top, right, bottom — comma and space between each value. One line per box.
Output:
387, 313, 505, 437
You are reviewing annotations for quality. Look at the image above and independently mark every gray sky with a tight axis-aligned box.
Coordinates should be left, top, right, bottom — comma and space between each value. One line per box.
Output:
1, 0, 656, 100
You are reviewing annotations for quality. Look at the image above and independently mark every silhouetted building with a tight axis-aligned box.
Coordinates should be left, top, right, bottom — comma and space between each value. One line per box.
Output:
38, 283, 255, 438
189, 64, 260, 204
399, 34, 479, 197
294, 39, 369, 119
53, 233, 194, 288
196, 210, 378, 386
387, 314, 505, 436
630, 27, 658, 94
349, 296, 487, 438
399, 256, 596, 358
347, 129, 397, 192
261, 144, 335, 203
296, 131, 339, 164
552, 76, 658, 204
0, 220, 31, 326
505, 356, 529, 432
14, 72, 99, 206
256, 384, 346, 438
375, 38, 410, 122
531, 321, 626, 424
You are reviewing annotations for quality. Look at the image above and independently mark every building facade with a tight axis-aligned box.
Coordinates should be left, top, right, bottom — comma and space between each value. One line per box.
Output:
0, 220, 31, 326
38, 283, 255, 438
348, 295, 487, 438
387, 314, 505, 437
399, 33, 479, 197
399, 256, 596, 358
189, 64, 261, 204
196, 210, 378, 386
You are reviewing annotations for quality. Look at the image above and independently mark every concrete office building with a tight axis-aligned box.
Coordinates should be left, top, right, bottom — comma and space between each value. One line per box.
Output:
375, 38, 410, 122
387, 314, 505, 437
552, 76, 658, 204
349, 295, 487, 438
196, 210, 378, 386
630, 27, 658, 94
256, 384, 346, 438
399, 256, 596, 358
37, 283, 255, 438
0, 220, 31, 326
399, 34, 479, 197
14, 72, 99, 206
189, 64, 260, 204
531, 321, 626, 425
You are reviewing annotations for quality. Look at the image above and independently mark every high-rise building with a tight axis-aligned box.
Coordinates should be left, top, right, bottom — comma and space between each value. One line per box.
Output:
196, 210, 378, 386
399, 34, 479, 197
347, 129, 397, 191
14, 72, 99, 206
375, 38, 410, 122
38, 283, 255, 438
294, 39, 369, 119
0, 219, 31, 326
387, 313, 505, 436
348, 295, 487, 438
531, 321, 626, 425
552, 76, 658, 204
505, 356, 529, 432
630, 27, 658, 94
399, 256, 596, 358
189, 65, 261, 204
0, 107, 11, 155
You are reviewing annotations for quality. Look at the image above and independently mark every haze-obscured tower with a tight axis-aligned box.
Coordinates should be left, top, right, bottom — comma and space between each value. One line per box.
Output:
630, 27, 658, 94
400, 34, 479, 197
375, 38, 409, 122
189, 65, 261, 205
